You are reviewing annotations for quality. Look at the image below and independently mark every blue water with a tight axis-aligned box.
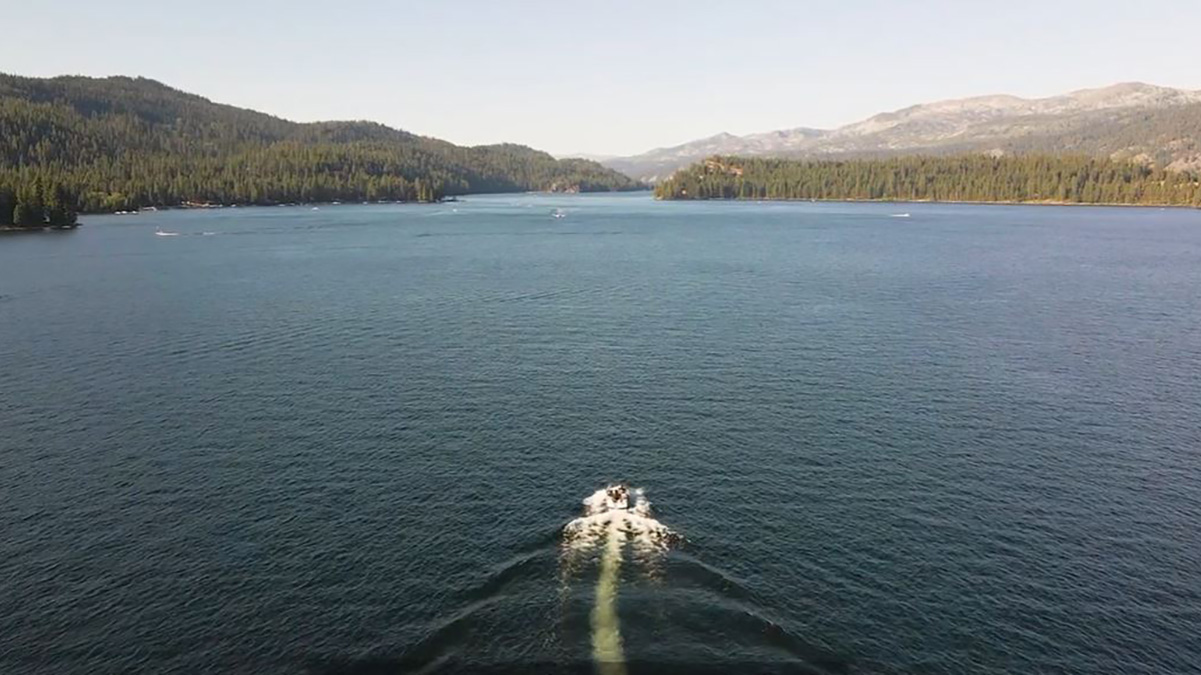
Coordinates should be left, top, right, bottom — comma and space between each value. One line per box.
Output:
2, 194, 1199, 674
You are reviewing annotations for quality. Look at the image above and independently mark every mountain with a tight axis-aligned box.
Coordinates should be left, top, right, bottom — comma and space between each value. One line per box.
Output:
603, 129, 827, 182
556, 152, 619, 162
605, 83, 1201, 181
0, 74, 643, 215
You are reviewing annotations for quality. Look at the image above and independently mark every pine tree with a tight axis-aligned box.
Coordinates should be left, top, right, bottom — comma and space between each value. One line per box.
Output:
0, 185, 15, 226
13, 201, 43, 227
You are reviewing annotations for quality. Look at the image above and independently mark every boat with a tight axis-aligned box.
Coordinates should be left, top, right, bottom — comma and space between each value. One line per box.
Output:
552, 208, 567, 219
154, 228, 179, 237
889, 213, 911, 218
605, 484, 630, 510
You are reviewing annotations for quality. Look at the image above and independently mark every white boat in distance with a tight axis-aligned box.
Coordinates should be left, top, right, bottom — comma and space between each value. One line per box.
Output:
154, 228, 180, 236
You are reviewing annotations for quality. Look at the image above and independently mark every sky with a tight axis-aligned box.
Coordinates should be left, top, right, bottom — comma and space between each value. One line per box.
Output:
4, 0, 1201, 157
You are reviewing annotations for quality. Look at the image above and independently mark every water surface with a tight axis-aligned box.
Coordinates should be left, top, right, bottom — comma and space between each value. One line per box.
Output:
2, 194, 1199, 674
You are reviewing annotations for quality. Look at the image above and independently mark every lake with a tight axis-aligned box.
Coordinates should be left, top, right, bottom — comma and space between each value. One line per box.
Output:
2, 193, 1199, 674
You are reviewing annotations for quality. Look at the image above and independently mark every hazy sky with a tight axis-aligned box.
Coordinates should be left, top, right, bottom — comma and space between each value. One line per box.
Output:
4, 0, 1200, 156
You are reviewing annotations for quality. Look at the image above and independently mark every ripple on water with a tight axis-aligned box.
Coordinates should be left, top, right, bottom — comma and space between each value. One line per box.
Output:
2, 197, 1200, 674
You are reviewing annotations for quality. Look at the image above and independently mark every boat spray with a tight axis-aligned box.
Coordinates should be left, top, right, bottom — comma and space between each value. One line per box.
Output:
562, 485, 677, 674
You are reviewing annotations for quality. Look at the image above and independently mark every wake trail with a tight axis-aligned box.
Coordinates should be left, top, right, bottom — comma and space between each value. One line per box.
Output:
562, 484, 679, 674
592, 518, 626, 675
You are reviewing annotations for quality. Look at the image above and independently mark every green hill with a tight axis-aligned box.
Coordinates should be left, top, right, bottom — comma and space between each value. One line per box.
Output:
0, 74, 642, 222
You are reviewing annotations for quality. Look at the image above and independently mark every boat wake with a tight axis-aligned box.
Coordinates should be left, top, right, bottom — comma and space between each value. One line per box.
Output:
563, 485, 678, 555
562, 485, 679, 675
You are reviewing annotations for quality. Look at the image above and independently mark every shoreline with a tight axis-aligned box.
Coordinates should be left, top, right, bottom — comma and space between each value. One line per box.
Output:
88, 199, 448, 216
74, 190, 651, 217
655, 196, 1201, 210
26, 192, 1198, 224
0, 225, 81, 233
73, 189, 651, 217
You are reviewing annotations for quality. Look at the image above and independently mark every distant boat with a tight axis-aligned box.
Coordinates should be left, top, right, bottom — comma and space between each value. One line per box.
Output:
154, 228, 179, 237
890, 213, 911, 218
311, 207, 320, 211
552, 209, 567, 219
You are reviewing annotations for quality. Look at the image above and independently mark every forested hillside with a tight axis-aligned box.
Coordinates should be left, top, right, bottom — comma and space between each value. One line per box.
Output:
0, 74, 642, 222
656, 155, 1201, 206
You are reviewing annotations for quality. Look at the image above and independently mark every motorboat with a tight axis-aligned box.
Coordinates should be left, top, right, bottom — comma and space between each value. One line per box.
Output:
605, 484, 630, 510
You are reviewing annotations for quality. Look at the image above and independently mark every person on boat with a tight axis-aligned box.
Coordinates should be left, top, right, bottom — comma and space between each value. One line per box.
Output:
607, 484, 629, 508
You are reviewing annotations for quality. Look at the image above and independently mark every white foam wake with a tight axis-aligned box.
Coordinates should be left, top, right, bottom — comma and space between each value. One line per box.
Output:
564, 485, 676, 553
561, 485, 678, 674
592, 517, 625, 675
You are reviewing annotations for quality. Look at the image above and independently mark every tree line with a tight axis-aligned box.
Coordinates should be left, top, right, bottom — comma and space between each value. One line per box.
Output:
0, 74, 643, 217
655, 155, 1201, 206
0, 175, 78, 229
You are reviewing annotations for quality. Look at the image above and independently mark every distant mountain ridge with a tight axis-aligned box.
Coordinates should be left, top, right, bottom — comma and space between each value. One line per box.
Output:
605, 83, 1201, 181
